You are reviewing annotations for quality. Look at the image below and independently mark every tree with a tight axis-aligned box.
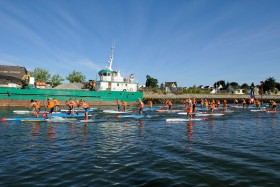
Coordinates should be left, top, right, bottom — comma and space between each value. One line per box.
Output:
263, 77, 276, 92
241, 83, 249, 89
51, 74, 64, 87
229, 82, 239, 89
30, 68, 51, 83
214, 80, 226, 88
145, 75, 158, 88
241, 83, 250, 92
66, 70, 86, 83
276, 82, 280, 91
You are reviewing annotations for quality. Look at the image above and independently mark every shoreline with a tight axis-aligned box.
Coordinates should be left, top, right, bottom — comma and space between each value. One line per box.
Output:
143, 92, 280, 104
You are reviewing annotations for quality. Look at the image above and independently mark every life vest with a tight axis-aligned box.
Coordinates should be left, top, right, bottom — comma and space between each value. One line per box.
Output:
82, 102, 89, 109
187, 107, 193, 113
68, 100, 75, 107
122, 101, 127, 106
139, 101, 144, 108
48, 101, 55, 108
53, 99, 59, 105
35, 102, 40, 109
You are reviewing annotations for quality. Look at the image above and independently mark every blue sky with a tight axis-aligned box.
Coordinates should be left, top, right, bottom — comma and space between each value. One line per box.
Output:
0, 0, 280, 87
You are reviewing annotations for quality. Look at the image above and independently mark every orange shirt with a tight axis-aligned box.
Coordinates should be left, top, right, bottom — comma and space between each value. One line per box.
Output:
48, 100, 55, 108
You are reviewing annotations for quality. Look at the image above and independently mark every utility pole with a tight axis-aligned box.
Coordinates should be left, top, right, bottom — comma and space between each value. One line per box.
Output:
260, 81, 264, 104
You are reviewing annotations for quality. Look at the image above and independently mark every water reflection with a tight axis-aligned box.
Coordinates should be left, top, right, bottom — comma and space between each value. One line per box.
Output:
139, 119, 144, 137
83, 123, 89, 135
31, 122, 40, 139
47, 124, 56, 139
186, 122, 194, 142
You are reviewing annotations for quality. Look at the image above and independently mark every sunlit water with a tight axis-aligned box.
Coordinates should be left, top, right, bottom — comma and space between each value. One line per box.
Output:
0, 105, 280, 186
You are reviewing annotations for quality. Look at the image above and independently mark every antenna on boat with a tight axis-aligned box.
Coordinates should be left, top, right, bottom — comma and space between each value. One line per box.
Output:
106, 41, 115, 71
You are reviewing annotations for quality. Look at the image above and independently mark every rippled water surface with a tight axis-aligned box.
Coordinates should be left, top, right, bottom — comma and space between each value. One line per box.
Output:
0, 106, 280, 186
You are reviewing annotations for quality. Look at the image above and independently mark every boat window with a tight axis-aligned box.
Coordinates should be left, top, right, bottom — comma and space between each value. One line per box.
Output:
117, 83, 119, 86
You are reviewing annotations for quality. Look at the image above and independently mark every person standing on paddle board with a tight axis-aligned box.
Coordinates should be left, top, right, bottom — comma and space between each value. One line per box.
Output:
47, 98, 55, 119
66, 99, 75, 115
255, 99, 261, 110
30, 99, 39, 118
167, 100, 172, 111
81, 100, 89, 120
234, 99, 239, 106
216, 100, 221, 108
272, 100, 277, 111
210, 102, 216, 113
122, 100, 127, 112
242, 99, 246, 108
53, 98, 60, 112
187, 100, 193, 120
148, 100, 153, 109
223, 100, 227, 110
74, 98, 81, 112
116, 99, 122, 111
137, 98, 144, 114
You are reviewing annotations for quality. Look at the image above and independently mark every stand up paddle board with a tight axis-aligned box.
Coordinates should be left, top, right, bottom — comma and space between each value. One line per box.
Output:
250, 109, 265, 112
117, 114, 151, 119
166, 118, 208, 122
103, 110, 128, 114
265, 110, 279, 113
156, 109, 182, 113
195, 113, 224, 117
2, 117, 47, 122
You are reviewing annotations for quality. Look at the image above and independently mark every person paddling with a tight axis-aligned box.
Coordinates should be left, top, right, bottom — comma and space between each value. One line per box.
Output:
137, 98, 144, 114
30, 99, 39, 118
80, 99, 89, 120
116, 99, 122, 111
53, 98, 60, 112
47, 98, 55, 119
272, 100, 277, 111
122, 100, 127, 112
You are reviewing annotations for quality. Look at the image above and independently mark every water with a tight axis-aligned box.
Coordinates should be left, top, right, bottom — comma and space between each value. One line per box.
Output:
0, 106, 280, 186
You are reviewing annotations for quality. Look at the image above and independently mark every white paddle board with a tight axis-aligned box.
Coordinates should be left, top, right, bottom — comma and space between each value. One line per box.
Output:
166, 118, 208, 122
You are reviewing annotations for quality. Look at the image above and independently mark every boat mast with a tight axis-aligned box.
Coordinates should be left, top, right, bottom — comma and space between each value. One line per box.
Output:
106, 42, 115, 71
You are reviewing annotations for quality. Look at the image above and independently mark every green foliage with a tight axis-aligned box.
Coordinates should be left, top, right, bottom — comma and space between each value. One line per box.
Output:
66, 70, 86, 83
241, 83, 249, 89
145, 75, 158, 88
154, 88, 163, 94
263, 77, 276, 92
51, 74, 64, 87
30, 68, 51, 83
182, 87, 210, 94
229, 82, 239, 89
214, 80, 226, 88
241, 83, 250, 93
